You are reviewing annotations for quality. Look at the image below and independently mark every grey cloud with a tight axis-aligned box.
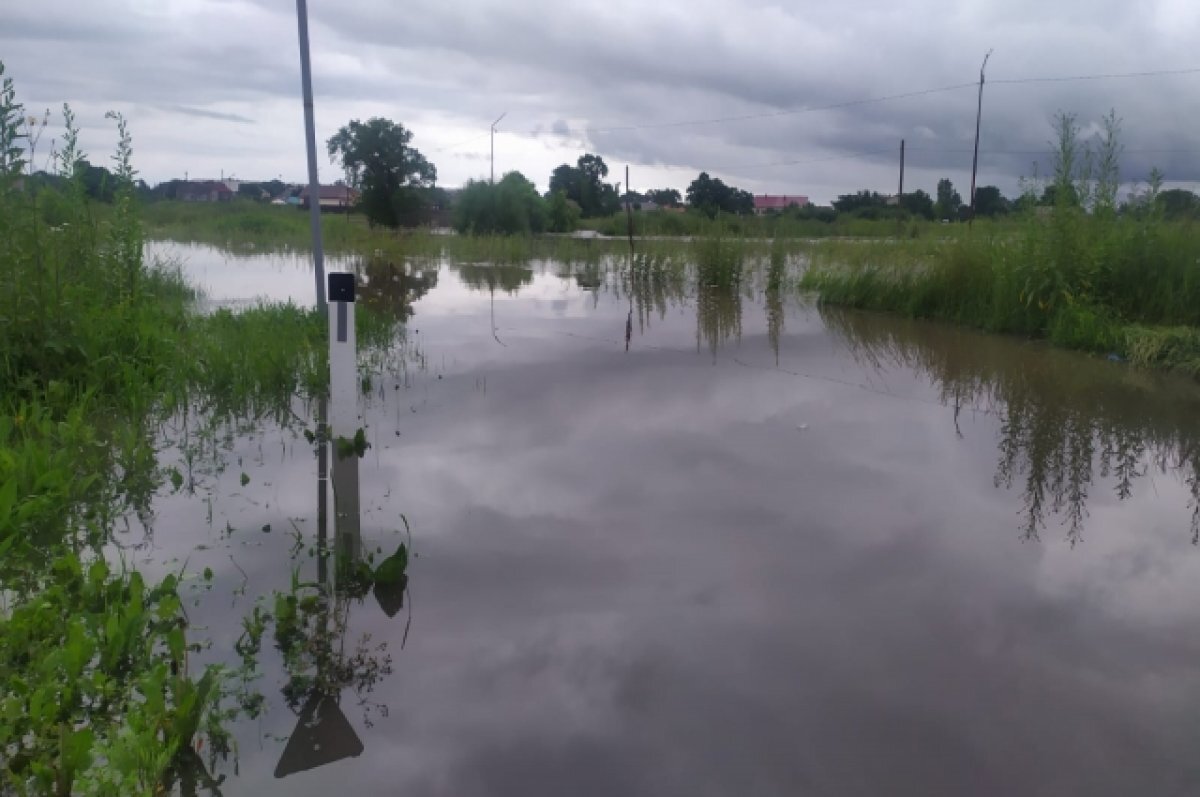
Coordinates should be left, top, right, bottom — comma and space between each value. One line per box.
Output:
2, 0, 1198, 197
165, 105, 256, 124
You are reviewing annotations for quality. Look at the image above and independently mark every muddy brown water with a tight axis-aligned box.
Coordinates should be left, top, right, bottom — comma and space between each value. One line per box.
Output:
137, 241, 1200, 796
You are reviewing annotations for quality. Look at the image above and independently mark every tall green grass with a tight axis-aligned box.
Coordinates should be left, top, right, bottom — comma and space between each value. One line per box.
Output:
802, 112, 1200, 375
803, 211, 1200, 373
0, 64, 406, 794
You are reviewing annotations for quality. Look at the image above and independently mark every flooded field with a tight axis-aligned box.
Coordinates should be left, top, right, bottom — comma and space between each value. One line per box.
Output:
139, 241, 1200, 795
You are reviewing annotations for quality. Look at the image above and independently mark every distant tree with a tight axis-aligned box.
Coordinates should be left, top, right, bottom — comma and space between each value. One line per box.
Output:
79, 160, 115, 202
686, 172, 754, 218
973, 185, 1008, 217
457, 263, 534, 294
547, 190, 580, 232
1039, 183, 1080, 208
454, 171, 547, 235
898, 189, 935, 219
646, 188, 682, 207
935, 178, 962, 220
327, 118, 436, 227
547, 154, 618, 217
237, 182, 269, 200
1156, 188, 1200, 220
577, 153, 608, 183
548, 164, 579, 198
786, 204, 837, 223
832, 190, 888, 214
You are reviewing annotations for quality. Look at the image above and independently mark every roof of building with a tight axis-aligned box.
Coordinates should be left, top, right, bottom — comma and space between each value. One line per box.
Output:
753, 194, 810, 210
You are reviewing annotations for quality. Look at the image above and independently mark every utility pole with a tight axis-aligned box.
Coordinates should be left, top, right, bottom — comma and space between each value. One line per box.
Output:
295, 0, 326, 309
968, 49, 992, 226
490, 112, 507, 184
898, 139, 905, 198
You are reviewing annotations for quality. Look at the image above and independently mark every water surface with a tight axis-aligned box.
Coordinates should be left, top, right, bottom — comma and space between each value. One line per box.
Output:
142, 241, 1200, 796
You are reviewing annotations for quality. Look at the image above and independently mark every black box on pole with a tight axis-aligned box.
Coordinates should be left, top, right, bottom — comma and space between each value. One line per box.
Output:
328, 273, 355, 303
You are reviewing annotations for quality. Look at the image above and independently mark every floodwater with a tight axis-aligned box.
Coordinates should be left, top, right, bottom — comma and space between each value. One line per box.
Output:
141, 241, 1200, 796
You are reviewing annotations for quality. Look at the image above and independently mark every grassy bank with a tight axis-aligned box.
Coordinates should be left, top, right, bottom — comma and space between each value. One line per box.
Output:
578, 207, 1014, 239
1, 69, 403, 793
802, 209, 1200, 374
801, 112, 1200, 376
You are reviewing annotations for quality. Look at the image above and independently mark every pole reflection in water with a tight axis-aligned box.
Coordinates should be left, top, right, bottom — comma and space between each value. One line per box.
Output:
275, 273, 410, 778
273, 427, 365, 778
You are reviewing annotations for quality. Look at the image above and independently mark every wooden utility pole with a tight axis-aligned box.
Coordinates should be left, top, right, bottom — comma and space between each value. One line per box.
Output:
968, 50, 992, 226
898, 139, 905, 198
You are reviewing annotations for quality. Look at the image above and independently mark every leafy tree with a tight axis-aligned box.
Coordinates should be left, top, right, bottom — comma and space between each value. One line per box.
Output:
898, 189, 935, 219
577, 153, 608, 183
547, 190, 580, 232
547, 154, 619, 217
833, 190, 888, 214
645, 188, 682, 207
79, 160, 115, 202
785, 204, 837, 223
686, 172, 753, 218
327, 118, 436, 228
1039, 183, 1080, 208
237, 182, 269, 200
453, 171, 547, 235
935, 178, 962, 220
973, 185, 1008, 217
1156, 188, 1200, 220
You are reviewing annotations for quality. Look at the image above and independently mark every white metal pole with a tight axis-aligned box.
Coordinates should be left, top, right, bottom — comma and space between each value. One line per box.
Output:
295, 0, 327, 309
327, 272, 360, 566
327, 274, 357, 438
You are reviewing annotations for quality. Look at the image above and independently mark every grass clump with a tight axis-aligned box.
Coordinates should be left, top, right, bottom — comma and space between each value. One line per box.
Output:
802, 111, 1200, 375
0, 63, 404, 793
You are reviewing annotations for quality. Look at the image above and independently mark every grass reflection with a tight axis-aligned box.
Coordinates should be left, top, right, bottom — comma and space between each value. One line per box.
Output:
823, 307, 1200, 544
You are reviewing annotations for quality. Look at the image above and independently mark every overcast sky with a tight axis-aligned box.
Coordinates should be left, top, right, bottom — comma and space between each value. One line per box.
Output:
3, 0, 1199, 202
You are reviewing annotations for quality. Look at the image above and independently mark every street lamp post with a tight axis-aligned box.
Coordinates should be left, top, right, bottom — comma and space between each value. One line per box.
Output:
490, 112, 507, 183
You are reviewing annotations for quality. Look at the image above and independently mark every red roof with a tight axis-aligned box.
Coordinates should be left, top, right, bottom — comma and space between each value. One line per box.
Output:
753, 195, 809, 210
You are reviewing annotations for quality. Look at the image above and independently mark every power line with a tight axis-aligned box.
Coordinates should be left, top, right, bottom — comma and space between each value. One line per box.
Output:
991, 66, 1200, 85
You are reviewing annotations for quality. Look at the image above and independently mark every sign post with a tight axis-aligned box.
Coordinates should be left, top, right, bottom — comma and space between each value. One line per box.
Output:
327, 272, 361, 564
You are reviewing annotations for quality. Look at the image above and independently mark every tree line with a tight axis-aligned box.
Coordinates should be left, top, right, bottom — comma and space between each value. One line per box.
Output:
30, 113, 1200, 231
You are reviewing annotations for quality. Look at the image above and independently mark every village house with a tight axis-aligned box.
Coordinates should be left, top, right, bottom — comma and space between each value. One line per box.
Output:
300, 185, 359, 212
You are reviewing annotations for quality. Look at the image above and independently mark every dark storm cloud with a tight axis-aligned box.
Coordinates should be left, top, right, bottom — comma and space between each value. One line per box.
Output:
2, 0, 1197, 197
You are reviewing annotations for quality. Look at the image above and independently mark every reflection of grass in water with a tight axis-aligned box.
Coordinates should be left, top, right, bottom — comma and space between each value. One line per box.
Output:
696, 286, 743, 358
822, 307, 1200, 544
623, 252, 689, 333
